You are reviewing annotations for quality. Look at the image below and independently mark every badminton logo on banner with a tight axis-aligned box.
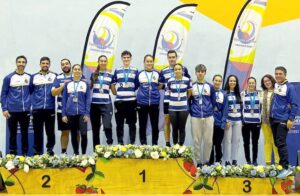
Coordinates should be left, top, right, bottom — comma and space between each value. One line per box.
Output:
153, 4, 197, 71
81, 1, 130, 78
223, 0, 267, 90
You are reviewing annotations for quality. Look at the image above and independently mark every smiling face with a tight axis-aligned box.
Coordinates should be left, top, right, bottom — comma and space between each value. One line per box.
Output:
144, 56, 154, 71
122, 54, 131, 67
98, 56, 107, 71
228, 76, 237, 91
16, 57, 27, 72
213, 75, 222, 90
72, 65, 82, 79
174, 64, 183, 78
167, 52, 177, 67
263, 76, 273, 90
247, 78, 256, 91
40, 60, 50, 72
61, 59, 71, 74
275, 69, 286, 84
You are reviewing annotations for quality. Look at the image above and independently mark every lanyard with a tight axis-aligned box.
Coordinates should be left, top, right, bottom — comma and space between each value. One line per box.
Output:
98, 72, 106, 89
230, 92, 236, 108
197, 83, 204, 100
123, 67, 131, 83
175, 79, 181, 98
249, 91, 256, 109
169, 67, 174, 78
216, 91, 220, 100
73, 81, 80, 96
144, 70, 153, 85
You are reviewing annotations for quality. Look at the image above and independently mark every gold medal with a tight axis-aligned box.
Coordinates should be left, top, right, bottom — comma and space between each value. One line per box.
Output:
233, 108, 237, 113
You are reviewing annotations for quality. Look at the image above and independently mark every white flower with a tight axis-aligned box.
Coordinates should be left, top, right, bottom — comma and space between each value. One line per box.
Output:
150, 151, 159, 160
5, 160, 15, 170
0, 159, 2, 165
178, 146, 186, 154
23, 164, 29, 173
104, 152, 111, 159
80, 159, 88, 167
134, 149, 143, 158
173, 144, 180, 150
88, 157, 95, 165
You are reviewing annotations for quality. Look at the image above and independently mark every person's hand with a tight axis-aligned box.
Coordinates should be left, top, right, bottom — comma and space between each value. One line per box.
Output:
2, 111, 10, 119
62, 116, 68, 123
83, 115, 89, 123
287, 119, 295, 129
226, 121, 230, 130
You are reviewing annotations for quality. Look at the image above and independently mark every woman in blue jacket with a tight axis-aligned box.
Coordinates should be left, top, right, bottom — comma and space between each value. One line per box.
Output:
135, 54, 163, 145
62, 64, 90, 155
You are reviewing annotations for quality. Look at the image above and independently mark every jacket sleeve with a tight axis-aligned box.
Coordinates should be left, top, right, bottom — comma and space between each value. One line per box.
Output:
1, 76, 10, 111
85, 82, 91, 116
134, 71, 140, 91
62, 83, 68, 117
221, 92, 228, 129
288, 84, 298, 121
184, 67, 191, 79
210, 84, 216, 109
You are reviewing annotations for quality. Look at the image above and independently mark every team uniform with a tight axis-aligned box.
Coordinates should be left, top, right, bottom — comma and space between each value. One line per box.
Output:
136, 69, 161, 145
31, 71, 57, 155
270, 81, 298, 168
167, 76, 192, 145
190, 81, 216, 165
112, 66, 138, 144
1, 71, 31, 155
209, 89, 228, 164
90, 71, 114, 147
62, 79, 90, 155
223, 91, 242, 165
241, 90, 261, 165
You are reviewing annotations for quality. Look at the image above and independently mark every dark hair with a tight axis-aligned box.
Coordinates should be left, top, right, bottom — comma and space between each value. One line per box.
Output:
121, 50, 132, 58
212, 74, 222, 81
72, 64, 81, 70
40, 56, 50, 64
224, 74, 241, 103
195, 64, 206, 72
61, 58, 71, 64
275, 66, 287, 75
144, 54, 154, 62
261, 74, 276, 90
16, 55, 27, 63
174, 63, 183, 70
91, 55, 108, 87
247, 76, 257, 90
167, 50, 177, 57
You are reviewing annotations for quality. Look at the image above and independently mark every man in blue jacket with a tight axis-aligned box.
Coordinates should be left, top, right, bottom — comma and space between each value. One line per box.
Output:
1, 55, 31, 155
270, 66, 298, 178
31, 57, 57, 155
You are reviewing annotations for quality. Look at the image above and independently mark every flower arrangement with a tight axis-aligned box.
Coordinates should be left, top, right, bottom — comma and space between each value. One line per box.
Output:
197, 163, 299, 178
94, 144, 193, 161
0, 154, 96, 173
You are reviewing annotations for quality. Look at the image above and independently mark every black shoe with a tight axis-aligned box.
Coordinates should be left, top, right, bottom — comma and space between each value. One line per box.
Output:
197, 163, 203, 168
232, 160, 237, 166
47, 149, 54, 156
118, 142, 124, 145
225, 161, 231, 166
252, 161, 258, 166
166, 142, 171, 147
246, 161, 251, 164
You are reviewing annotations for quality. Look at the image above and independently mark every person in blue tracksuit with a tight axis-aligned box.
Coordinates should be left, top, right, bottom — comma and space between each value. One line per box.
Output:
1, 55, 31, 155
270, 66, 298, 178
167, 63, 192, 146
209, 74, 228, 165
51, 58, 73, 154
241, 77, 261, 165
31, 56, 57, 155
190, 64, 216, 166
111, 50, 138, 145
223, 74, 242, 166
62, 64, 90, 155
90, 55, 114, 148
160, 50, 190, 147
135, 54, 163, 145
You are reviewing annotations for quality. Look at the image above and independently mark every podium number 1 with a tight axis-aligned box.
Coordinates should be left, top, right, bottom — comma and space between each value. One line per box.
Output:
139, 169, 146, 183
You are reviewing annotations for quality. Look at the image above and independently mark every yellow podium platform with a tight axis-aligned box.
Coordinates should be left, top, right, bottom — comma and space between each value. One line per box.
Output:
0, 158, 294, 194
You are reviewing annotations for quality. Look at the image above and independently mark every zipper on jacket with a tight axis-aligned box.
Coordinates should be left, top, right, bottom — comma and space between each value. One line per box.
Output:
22, 84, 25, 111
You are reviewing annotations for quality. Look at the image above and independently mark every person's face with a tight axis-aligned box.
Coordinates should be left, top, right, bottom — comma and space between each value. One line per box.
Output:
228, 76, 237, 90
263, 77, 273, 90
213, 76, 222, 89
247, 78, 256, 91
72, 65, 82, 78
196, 70, 206, 81
275, 69, 286, 84
98, 57, 107, 70
167, 53, 177, 66
16, 58, 27, 71
144, 56, 154, 71
174, 64, 183, 78
61, 60, 71, 74
40, 60, 50, 72
122, 54, 131, 67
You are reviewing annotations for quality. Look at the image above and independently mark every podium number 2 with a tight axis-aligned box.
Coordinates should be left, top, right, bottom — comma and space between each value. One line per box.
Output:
42, 175, 51, 188
243, 180, 251, 193
139, 169, 146, 183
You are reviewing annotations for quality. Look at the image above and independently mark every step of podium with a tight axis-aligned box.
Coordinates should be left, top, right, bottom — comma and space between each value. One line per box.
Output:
0, 158, 294, 194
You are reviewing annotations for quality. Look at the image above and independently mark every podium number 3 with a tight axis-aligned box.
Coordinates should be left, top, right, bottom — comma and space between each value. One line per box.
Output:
243, 180, 251, 193
42, 175, 51, 188
139, 169, 146, 183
